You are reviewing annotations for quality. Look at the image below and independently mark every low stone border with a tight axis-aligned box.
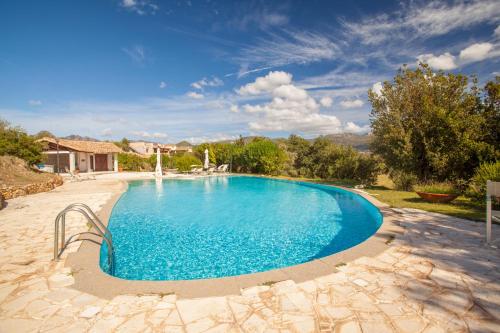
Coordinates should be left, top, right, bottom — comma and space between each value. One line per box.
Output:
66, 177, 404, 299
0, 176, 64, 200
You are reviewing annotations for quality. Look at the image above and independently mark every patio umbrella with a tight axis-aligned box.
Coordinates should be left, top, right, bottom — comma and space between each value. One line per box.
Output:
155, 147, 162, 178
204, 149, 209, 169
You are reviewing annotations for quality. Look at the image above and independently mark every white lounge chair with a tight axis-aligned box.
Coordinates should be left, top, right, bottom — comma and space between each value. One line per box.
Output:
216, 164, 229, 173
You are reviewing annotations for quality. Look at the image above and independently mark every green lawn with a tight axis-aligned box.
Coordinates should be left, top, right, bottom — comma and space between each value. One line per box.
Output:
364, 188, 484, 221
274, 174, 486, 222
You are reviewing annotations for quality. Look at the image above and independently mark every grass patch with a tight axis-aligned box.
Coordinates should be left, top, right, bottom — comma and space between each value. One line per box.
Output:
365, 187, 484, 221
413, 182, 459, 195
268, 174, 485, 222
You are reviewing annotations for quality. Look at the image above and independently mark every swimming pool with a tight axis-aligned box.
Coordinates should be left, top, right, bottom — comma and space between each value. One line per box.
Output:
100, 176, 382, 280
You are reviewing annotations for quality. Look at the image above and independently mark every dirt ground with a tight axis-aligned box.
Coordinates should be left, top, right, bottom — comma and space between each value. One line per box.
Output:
0, 155, 57, 187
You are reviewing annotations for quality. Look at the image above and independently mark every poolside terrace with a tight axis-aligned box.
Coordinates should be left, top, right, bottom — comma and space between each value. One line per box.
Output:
0, 175, 499, 332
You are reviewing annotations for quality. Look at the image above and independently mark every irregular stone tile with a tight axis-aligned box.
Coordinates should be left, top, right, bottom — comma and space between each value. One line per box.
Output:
90, 317, 126, 333
242, 313, 268, 333
48, 272, 75, 288
360, 320, 396, 332
185, 317, 216, 333
392, 316, 427, 333
79, 305, 102, 318
177, 297, 231, 324
0, 283, 18, 303
116, 312, 147, 333
0, 318, 43, 333
337, 320, 361, 333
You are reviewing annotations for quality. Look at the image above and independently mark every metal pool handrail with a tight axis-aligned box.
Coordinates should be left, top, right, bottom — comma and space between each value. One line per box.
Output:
53, 203, 115, 274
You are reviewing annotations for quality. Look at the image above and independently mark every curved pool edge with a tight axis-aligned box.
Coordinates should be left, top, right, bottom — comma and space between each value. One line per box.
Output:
65, 175, 404, 300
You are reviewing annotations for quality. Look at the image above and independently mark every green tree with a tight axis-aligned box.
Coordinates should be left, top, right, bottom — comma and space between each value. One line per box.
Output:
369, 64, 496, 183
33, 130, 56, 139
114, 138, 131, 152
173, 154, 202, 172
0, 119, 43, 165
240, 139, 287, 175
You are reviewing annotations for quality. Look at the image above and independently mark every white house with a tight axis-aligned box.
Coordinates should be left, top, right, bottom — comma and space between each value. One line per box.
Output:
38, 137, 122, 173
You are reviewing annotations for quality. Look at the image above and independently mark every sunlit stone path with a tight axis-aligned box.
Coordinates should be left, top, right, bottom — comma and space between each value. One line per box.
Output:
0, 179, 499, 332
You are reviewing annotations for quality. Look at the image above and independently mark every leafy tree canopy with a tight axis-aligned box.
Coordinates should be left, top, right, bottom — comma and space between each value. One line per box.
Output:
369, 64, 498, 183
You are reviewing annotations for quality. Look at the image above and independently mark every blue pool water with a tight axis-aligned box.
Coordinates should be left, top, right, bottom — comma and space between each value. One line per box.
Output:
100, 176, 382, 280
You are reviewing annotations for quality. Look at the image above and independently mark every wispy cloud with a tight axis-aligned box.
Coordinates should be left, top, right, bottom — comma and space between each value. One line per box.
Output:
122, 45, 147, 64
121, 0, 158, 15
131, 130, 167, 139
235, 30, 340, 73
159, 81, 167, 89
28, 100, 42, 106
191, 77, 223, 90
187, 91, 204, 99
228, 10, 289, 31
342, 0, 500, 45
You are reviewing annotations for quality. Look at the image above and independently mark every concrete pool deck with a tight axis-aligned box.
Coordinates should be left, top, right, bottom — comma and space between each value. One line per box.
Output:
0, 174, 499, 332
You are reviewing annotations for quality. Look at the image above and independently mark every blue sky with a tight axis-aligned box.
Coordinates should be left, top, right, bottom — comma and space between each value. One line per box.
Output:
1, 0, 499, 143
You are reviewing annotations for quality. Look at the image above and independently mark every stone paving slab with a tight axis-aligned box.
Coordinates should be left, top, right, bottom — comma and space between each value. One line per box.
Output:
0, 179, 499, 332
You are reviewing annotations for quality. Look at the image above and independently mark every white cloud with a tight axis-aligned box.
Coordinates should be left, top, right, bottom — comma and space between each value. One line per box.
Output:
237, 71, 292, 95
230, 104, 239, 113
229, 10, 289, 31
28, 100, 42, 106
159, 81, 167, 89
495, 25, 500, 37
152, 132, 167, 138
371, 82, 383, 96
190, 77, 223, 90
319, 97, 333, 107
344, 122, 370, 134
122, 45, 146, 64
459, 42, 494, 62
101, 128, 113, 137
236, 30, 339, 70
238, 71, 363, 135
187, 91, 204, 99
340, 99, 364, 109
131, 130, 167, 139
121, 0, 158, 15
417, 52, 457, 70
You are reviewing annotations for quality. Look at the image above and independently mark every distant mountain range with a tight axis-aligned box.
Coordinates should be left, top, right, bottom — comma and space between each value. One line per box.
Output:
60, 134, 372, 151
63, 134, 99, 141
321, 133, 372, 151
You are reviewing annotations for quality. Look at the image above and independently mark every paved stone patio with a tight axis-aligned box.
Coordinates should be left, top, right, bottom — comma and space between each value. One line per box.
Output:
0, 179, 499, 332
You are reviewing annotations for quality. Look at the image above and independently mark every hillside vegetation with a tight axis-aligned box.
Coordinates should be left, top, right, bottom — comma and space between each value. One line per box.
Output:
0, 156, 57, 187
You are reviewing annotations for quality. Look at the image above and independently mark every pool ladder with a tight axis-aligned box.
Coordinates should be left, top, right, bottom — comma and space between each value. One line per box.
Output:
53, 203, 115, 274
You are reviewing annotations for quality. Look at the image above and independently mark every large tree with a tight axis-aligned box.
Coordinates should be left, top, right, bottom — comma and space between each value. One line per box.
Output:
369, 64, 497, 182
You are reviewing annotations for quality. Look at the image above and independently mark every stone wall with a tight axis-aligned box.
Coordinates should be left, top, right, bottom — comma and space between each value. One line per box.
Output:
0, 176, 64, 201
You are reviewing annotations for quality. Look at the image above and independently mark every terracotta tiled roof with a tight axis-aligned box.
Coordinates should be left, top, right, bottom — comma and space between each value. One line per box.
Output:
38, 137, 123, 154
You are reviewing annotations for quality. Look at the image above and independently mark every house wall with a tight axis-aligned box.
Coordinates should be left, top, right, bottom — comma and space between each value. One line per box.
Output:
77, 152, 88, 172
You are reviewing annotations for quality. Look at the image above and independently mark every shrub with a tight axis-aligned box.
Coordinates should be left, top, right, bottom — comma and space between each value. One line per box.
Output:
390, 171, 417, 191
117, 153, 151, 171
149, 154, 173, 169
414, 182, 460, 195
239, 139, 287, 175
467, 161, 500, 201
173, 154, 202, 172
0, 119, 43, 165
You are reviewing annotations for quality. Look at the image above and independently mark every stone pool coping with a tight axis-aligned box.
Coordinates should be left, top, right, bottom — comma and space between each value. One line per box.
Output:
66, 176, 404, 299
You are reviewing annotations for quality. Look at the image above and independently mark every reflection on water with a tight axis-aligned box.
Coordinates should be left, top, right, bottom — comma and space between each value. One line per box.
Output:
155, 178, 163, 198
